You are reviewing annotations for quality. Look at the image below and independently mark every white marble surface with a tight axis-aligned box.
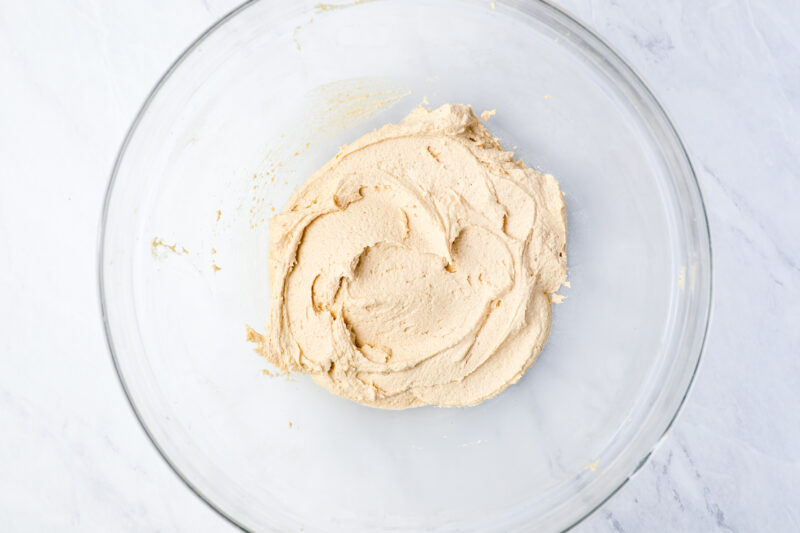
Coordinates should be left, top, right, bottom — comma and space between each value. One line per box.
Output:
1, 0, 798, 530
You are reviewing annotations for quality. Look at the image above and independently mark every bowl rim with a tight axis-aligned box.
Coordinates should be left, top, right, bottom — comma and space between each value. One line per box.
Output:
97, 0, 713, 531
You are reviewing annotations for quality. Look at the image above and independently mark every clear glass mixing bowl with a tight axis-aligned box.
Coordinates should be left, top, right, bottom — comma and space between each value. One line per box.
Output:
99, 0, 712, 531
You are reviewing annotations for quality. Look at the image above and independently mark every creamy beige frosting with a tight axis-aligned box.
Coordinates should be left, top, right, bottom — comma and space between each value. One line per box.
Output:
248, 104, 567, 409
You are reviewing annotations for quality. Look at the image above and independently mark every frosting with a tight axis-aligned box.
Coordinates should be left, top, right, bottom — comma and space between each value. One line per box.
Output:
248, 104, 567, 408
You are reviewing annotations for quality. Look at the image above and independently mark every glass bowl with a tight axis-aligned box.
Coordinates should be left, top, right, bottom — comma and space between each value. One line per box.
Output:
99, 0, 712, 531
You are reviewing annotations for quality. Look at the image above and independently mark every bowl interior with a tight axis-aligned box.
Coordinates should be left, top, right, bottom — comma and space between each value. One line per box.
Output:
101, 0, 711, 531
